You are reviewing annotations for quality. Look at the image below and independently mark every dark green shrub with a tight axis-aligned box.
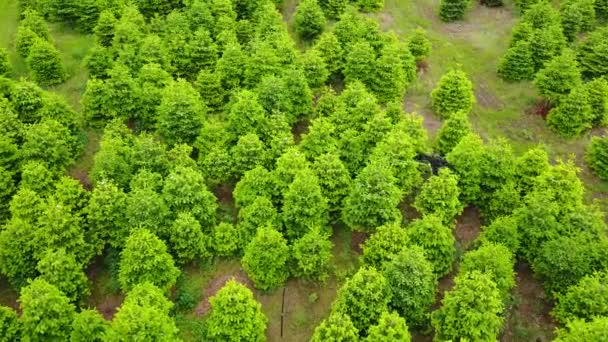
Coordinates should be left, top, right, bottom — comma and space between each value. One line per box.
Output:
26, 38, 66, 86
295, 0, 326, 40
439, 0, 470, 22
587, 136, 608, 180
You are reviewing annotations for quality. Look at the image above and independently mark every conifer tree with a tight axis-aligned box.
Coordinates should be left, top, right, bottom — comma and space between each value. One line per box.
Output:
27, 39, 66, 86
534, 49, 581, 104
431, 68, 475, 118
408, 28, 431, 62
584, 77, 608, 126
0, 48, 10, 76
314, 32, 343, 76
439, 0, 470, 22
498, 40, 535, 82
578, 27, 608, 78
282, 169, 329, 240
344, 40, 376, 86
295, 0, 327, 40
156, 79, 206, 146
586, 136, 608, 180
547, 86, 593, 137
94, 10, 116, 47
342, 161, 402, 232
435, 110, 471, 155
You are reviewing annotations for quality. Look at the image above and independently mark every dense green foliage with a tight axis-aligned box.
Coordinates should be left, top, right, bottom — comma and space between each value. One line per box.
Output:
382, 246, 437, 327
431, 271, 504, 341
406, 214, 455, 277
332, 267, 391, 334
439, 0, 470, 21
431, 68, 475, 118
364, 311, 411, 341
205, 279, 267, 341
242, 226, 289, 291
552, 271, 608, 324
586, 136, 608, 180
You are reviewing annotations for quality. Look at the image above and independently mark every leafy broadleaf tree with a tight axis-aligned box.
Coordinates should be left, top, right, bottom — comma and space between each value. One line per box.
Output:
237, 196, 278, 248
85, 180, 128, 250
554, 317, 608, 342
292, 228, 333, 282
445, 133, 485, 204
534, 49, 581, 104
364, 311, 411, 342
233, 166, 275, 208
547, 85, 593, 138
19, 279, 76, 342
37, 248, 90, 304
313, 31, 343, 76
531, 233, 608, 297
586, 136, 608, 180
439, 0, 470, 22
212, 222, 240, 257
414, 168, 462, 224
560, 0, 596, 42
26, 38, 66, 86
205, 279, 267, 342
382, 246, 437, 327
332, 267, 392, 334
301, 48, 329, 89
310, 312, 359, 342
406, 214, 455, 277
552, 271, 608, 324
459, 243, 515, 301
431, 67, 475, 118
0, 218, 38, 289
168, 212, 210, 265
118, 228, 180, 292
107, 282, 180, 341
361, 223, 409, 269
0, 305, 20, 342
295, 0, 326, 40
282, 169, 329, 240
70, 309, 108, 342
242, 226, 290, 291
477, 216, 520, 254
157, 79, 206, 146
431, 271, 504, 341
312, 152, 351, 217
342, 161, 402, 232
162, 166, 217, 231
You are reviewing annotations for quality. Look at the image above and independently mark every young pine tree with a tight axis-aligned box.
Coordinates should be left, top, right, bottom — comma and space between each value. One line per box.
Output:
586, 136, 608, 180
295, 0, 327, 40
435, 110, 471, 155
534, 49, 581, 104
498, 40, 535, 82
408, 28, 431, 62
431, 67, 475, 118
547, 86, 593, 138
439, 0, 470, 22
26, 39, 66, 86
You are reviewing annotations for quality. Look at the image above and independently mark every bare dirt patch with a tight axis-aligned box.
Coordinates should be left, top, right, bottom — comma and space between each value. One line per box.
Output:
351, 231, 369, 254
195, 270, 253, 316
213, 183, 235, 206
454, 206, 482, 250
501, 262, 556, 342
97, 294, 124, 320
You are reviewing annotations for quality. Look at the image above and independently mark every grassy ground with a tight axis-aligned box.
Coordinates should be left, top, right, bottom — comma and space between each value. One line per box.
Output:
382, 0, 608, 208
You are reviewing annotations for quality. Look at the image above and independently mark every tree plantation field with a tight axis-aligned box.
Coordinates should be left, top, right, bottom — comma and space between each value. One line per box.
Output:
0, 0, 608, 341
